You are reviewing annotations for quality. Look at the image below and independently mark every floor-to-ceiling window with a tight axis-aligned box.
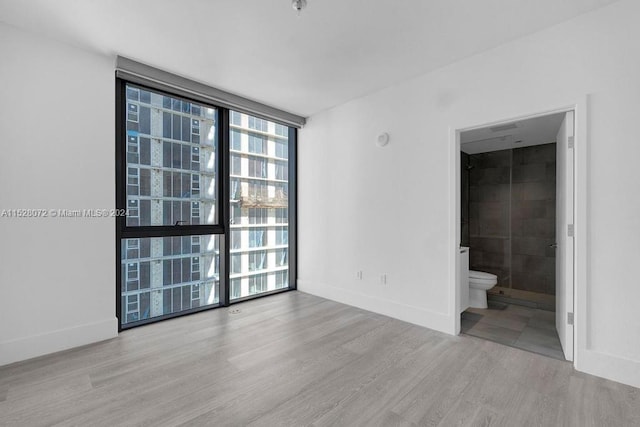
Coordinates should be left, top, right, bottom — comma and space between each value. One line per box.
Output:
229, 111, 292, 300
117, 83, 223, 327
116, 76, 297, 329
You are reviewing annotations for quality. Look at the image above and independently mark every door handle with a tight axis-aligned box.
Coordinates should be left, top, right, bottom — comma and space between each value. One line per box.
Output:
549, 243, 558, 248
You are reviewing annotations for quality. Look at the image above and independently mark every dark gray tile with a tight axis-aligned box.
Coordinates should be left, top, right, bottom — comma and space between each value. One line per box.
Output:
490, 294, 539, 308
522, 255, 555, 274
487, 301, 508, 310
545, 201, 556, 219
511, 218, 524, 237
512, 200, 547, 220
476, 311, 529, 332
512, 163, 546, 183
471, 150, 511, 169
462, 311, 484, 321
512, 237, 549, 257
469, 200, 479, 220
511, 254, 525, 273
477, 201, 509, 222
545, 162, 557, 182
469, 250, 483, 267
511, 182, 524, 201
514, 143, 556, 165
478, 218, 509, 237
470, 236, 508, 254
465, 304, 565, 361
514, 326, 565, 360
522, 218, 555, 239
461, 311, 483, 333
518, 182, 555, 201
475, 167, 511, 185
463, 322, 521, 346
477, 184, 511, 202
467, 144, 558, 306
512, 272, 548, 293
504, 304, 537, 318
497, 274, 510, 288
536, 299, 556, 311
469, 220, 479, 236
543, 276, 556, 296
478, 252, 509, 269
528, 310, 557, 331
469, 185, 480, 203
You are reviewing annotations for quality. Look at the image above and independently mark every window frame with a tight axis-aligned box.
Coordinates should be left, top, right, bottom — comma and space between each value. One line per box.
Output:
116, 77, 298, 330
116, 79, 226, 330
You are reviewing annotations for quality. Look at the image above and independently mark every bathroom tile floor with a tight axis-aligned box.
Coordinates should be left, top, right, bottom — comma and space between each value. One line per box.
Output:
461, 302, 565, 361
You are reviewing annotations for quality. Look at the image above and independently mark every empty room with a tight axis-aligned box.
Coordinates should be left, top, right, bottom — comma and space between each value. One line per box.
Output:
1, 0, 639, 425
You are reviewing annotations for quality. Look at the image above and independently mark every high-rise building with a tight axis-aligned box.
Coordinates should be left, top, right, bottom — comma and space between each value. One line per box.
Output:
120, 85, 290, 326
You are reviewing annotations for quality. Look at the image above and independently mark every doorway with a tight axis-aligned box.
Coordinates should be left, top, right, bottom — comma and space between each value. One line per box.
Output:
455, 111, 575, 361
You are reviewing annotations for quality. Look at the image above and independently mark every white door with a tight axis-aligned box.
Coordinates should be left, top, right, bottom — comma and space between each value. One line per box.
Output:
555, 111, 574, 361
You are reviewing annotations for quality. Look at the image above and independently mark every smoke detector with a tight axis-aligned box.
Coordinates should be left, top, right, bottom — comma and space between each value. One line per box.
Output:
292, 0, 307, 14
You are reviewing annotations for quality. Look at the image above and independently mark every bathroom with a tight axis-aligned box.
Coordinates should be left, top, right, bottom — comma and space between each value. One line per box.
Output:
459, 113, 567, 360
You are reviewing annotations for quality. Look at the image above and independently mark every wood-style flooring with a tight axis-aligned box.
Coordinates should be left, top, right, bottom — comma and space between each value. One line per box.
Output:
1, 291, 639, 426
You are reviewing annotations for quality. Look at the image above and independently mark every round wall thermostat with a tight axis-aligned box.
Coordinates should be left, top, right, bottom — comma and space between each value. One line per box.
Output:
376, 132, 390, 147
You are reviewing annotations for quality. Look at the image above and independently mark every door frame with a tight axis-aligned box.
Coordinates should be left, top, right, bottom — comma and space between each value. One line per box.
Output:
448, 96, 588, 369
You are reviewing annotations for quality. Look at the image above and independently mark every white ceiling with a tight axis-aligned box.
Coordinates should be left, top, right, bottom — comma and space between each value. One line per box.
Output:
461, 112, 565, 154
0, 0, 619, 117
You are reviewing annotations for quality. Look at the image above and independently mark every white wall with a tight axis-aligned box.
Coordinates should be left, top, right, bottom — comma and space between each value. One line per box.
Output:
0, 24, 117, 365
298, 0, 640, 388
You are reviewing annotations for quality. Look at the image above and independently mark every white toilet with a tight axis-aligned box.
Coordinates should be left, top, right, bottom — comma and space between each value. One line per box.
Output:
468, 270, 498, 309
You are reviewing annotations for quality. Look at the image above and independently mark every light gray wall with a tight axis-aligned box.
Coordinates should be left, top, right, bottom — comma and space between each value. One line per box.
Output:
298, 0, 640, 387
0, 23, 117, 364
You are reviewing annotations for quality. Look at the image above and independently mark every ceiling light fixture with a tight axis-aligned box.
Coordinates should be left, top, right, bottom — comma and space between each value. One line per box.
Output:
292, 0, 307, 15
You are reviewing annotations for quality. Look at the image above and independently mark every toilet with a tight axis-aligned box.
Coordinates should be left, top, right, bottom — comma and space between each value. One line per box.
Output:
468, 270, 498, 309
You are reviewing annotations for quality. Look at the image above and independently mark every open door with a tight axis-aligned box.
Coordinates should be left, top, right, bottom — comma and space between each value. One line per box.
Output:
555, 111, 574, 361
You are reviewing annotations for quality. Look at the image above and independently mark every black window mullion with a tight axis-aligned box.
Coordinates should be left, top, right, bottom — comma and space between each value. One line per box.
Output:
220, 108, 230, 307
121, 225, 224, 239
116, 78, 126, 331
288, 127, 297, 291
116, 77, 227, 330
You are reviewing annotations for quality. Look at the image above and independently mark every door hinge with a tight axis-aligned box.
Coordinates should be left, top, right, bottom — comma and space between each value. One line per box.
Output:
567, 224, 574, 237
567, 312, 574, 325
568, 136, 575, 149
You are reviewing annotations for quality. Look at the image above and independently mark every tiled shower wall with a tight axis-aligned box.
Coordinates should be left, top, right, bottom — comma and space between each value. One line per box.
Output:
464, 143, 556, 296
461, 152, 470, 247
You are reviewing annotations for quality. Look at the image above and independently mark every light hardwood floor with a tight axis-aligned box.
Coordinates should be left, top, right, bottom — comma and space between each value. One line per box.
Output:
1, 291, 638, 426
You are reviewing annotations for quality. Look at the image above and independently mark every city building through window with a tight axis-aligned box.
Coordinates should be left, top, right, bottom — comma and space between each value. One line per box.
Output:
117, 82, 295, 328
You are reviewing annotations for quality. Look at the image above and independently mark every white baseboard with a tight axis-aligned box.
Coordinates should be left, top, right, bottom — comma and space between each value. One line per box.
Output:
0, 317, 118, 366
298, 280, 453, 335
576, 348, 640, 389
